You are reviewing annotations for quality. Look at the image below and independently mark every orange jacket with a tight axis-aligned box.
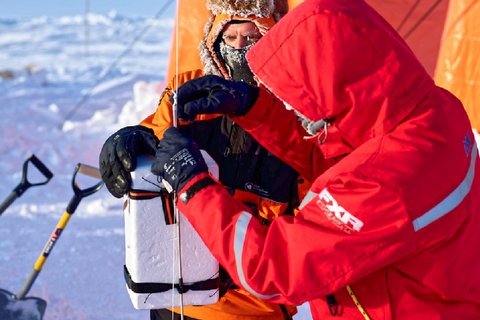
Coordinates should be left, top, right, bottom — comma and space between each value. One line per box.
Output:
141, 69, 309, 220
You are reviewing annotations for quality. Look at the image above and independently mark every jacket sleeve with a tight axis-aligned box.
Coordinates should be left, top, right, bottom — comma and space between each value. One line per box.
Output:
177, 170, 416, 306
140, 84, 174, 140
233, 88, 335, 183
141, 69, 224, 140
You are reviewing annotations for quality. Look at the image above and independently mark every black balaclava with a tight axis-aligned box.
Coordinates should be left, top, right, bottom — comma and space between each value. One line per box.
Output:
218, 41, 256, 85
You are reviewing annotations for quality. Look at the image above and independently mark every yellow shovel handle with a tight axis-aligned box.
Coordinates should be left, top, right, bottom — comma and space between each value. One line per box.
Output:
33, 211, 72, 271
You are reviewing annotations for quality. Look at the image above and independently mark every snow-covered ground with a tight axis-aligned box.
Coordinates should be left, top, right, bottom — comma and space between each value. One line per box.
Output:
0, 10, 315, 320
0, 12, 170, 320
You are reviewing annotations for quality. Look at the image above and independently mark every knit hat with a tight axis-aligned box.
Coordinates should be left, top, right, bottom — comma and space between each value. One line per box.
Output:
200, 0, 285, 77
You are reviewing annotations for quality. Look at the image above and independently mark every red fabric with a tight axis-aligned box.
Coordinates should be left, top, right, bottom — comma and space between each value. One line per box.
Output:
232, 89, 337, 182
247, 0, 434, 150
178, 0, 480, 319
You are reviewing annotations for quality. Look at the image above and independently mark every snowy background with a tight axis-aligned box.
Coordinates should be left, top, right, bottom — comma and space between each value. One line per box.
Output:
0, 7, 316, 320
1, 10, 175, 320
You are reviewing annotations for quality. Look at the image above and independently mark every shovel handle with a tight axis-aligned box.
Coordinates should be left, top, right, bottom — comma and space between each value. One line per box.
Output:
16, 163, 103, 299
26, 155, 54, 185
16, 270, 40, 300
0, 155, 53, 216
0, 192, 17, 216
15, 154, 54, 196
1, 156, 54, 292
67, 163, 104, 213
16, 210, 72, 299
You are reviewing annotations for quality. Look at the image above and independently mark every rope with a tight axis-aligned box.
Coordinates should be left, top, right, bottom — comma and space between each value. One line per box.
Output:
402, 0, 444, 40
174, 196, 185, 319
58, 0, 174, 128
346, 285, 371, 320
396, 0, 420, 33
172, 1, 184, 318
84, 0, 90, 55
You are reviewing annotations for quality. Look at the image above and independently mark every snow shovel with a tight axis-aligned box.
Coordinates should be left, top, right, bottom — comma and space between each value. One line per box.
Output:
0, 154, 54, 216
0, 163, 104, 320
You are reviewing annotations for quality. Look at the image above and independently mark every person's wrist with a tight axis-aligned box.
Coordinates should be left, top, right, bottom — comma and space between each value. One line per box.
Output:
178, 172, 216, 204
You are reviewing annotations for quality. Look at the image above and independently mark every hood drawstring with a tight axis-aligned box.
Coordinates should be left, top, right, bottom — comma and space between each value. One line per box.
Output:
326, 286, 372, 319
303, 118, 333, 144
347, 285, 372, 320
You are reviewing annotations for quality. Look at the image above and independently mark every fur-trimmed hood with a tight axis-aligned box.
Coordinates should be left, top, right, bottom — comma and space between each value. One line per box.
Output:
199, 0, 282, 78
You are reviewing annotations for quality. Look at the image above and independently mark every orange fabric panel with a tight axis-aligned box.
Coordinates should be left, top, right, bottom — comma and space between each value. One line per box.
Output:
171, 289, 296, 319
287, 0, 304, 10
435, 0, 480, 130
232, 189, 290, 221
165, 0, 210, 81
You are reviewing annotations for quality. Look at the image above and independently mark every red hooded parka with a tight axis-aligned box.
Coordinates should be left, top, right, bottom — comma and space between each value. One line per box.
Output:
177, 0, 480, 318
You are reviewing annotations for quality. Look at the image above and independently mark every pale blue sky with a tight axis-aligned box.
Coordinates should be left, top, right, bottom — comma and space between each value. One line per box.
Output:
2, 0, 176, 18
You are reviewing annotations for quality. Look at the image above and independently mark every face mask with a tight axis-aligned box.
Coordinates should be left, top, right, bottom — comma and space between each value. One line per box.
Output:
219, 41, 256, 85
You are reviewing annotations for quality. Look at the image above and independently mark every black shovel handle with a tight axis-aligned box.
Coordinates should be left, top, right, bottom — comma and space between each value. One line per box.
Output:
0, 154, 53, 216
67, 163, 104, 213
16, 163, 103, 300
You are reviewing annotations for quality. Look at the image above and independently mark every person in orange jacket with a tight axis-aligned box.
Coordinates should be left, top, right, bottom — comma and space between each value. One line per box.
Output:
99, 1, 305, 319
149, 0, 480, 319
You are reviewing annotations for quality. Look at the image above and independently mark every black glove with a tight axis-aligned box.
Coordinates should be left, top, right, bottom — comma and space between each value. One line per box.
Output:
99, 125, 159, 198
172, 75, 259, 121
151, 127, 208, 193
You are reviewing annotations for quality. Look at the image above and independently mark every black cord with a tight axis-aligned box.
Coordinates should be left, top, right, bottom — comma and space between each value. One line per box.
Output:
396, 0, 421, 33
403, 0, 444, 40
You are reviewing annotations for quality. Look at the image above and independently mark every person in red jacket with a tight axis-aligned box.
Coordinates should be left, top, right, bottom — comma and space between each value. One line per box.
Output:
151, 0, 480, 319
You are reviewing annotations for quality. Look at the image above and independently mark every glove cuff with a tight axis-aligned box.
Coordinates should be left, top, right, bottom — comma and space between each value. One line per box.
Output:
237, 84, 259, 116
178, 173, 217, 204
246, 86, 259, 110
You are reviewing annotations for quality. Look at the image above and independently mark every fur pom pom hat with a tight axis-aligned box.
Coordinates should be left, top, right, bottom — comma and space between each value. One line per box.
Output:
200, 0, 286, 77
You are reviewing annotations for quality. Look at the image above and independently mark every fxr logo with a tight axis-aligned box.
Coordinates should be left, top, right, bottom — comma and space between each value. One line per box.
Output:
318, 189, 364, 233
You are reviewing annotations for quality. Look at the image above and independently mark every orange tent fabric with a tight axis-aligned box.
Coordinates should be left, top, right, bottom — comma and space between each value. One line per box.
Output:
165, 0, 209, 80
166, 0, 448, 81
435, 0, 480, 131
368, 0, 449, 76
286, 0, 448, 76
